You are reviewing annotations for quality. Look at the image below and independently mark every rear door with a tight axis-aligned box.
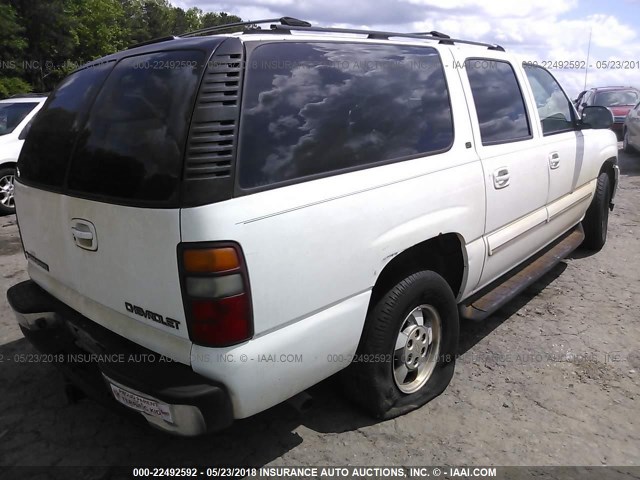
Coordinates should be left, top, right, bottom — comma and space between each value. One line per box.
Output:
16, 50, 208, 363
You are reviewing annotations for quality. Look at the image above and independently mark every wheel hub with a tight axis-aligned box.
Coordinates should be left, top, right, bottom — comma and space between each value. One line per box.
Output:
393, 304, 442, 394
402, 324, 430, 371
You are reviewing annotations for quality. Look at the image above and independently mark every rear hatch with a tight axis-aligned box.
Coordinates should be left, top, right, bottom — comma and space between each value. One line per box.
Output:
15, 40, 224, 361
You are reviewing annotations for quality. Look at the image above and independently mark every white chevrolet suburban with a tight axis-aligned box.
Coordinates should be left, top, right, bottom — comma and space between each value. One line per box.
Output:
7, 18, 619, 436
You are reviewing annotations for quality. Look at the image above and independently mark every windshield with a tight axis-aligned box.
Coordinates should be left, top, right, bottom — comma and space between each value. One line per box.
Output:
593, 90, 638, 106
0, 102, 38, 136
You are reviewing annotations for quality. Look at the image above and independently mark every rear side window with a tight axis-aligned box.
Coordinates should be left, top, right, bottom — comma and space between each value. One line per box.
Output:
238, 42, 453, 189
0, 102, 38, 136
67, 51, 205, 203
18, 63, 114, 188
465, 59, 531, 145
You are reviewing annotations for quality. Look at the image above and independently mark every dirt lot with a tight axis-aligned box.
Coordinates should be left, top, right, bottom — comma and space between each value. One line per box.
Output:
0, 148, 639, 469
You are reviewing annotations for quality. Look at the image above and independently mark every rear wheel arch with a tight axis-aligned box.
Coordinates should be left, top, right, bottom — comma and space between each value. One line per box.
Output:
370, 233, 467, 310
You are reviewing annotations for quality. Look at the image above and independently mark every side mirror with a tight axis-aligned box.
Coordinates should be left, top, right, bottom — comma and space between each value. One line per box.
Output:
581, 106, 613, 130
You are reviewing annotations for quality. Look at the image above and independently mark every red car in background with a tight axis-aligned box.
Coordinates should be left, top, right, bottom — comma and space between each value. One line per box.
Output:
574, 86, 640, 139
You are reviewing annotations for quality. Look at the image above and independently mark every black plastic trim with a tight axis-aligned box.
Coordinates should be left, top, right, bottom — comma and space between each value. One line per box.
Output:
180, 38, 244, 207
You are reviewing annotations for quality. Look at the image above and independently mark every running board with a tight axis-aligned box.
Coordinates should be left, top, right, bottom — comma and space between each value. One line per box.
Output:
459, 224, 585, 321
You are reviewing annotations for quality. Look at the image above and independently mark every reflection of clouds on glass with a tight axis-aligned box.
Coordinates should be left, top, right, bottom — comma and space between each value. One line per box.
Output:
466, 60, 530, 144
240, 43, 453, 188
268, 115, 302, 139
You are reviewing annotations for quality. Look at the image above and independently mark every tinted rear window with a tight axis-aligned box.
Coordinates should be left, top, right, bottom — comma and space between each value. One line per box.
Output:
18, 63, 114, 188
465, 59, 531, 145
0, 102, 38, 136
238, 42, 453, 189
67, 51, 205, 203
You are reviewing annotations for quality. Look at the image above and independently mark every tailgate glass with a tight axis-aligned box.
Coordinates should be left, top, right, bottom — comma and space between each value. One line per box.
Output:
67, 51, 205, 204
18, 62, 114, 188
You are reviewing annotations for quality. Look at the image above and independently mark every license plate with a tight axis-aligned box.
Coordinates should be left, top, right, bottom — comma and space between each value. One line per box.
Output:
109, 383, 173, 423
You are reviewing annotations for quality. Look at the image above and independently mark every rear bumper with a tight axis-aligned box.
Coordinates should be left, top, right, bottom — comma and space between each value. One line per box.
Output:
7, 280, 233, 436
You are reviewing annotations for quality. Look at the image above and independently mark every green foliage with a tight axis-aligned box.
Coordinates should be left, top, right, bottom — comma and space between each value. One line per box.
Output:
0, 77, 32, 98
0, 0, 242, 96
72, 0, 127, 62
201, 11, 242, 29
0, 4, 27, 56
143, 0, 175, 38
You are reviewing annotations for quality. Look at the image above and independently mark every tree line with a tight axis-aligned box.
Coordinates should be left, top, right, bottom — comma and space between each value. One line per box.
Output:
0, 0, 241, 97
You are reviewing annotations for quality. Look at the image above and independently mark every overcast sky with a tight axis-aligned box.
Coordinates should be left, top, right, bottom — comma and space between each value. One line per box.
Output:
175, 0, 640, 98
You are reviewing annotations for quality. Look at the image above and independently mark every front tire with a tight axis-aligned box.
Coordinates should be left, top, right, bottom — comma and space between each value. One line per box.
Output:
0, 167, 16, 215
341, 271, 459, 419
582, 172, 611, 251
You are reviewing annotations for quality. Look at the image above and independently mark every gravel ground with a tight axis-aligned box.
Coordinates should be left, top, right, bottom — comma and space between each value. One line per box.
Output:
0, 148, 639, 469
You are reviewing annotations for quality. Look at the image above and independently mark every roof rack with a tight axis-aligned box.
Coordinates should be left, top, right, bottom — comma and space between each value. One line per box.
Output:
180, 17, 311, 38
270, 24, 505, 51
129, 35, 178, 49
134, 16, 505, 52
412, 30, 454, 45
128, 18, 310, 49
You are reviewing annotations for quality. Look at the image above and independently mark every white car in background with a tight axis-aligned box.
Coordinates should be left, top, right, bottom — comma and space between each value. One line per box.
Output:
0, 95, 48, 214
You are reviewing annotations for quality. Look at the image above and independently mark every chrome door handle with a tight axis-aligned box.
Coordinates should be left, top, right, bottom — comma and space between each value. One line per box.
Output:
549, 152, 560, 170
493, 167, 510, 189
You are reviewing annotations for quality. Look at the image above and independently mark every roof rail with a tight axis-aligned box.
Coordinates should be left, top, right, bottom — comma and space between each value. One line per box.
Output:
181, 17, 311, 38
270, 24, 505, 51
129, 35, 178, 49
413, 30, 454, 45
166, 16, 506, 51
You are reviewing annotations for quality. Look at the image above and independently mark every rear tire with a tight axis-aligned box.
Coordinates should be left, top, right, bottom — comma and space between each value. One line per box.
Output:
341, 271, 459, 419
582, 172, 611, 251
0, 167, 16, 215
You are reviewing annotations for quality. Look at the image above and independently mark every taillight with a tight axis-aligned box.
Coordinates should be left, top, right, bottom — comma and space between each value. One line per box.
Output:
179, 242, 253, 347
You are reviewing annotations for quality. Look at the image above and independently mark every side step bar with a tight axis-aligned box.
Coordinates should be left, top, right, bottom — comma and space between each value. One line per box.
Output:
459, 224, 585, 321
